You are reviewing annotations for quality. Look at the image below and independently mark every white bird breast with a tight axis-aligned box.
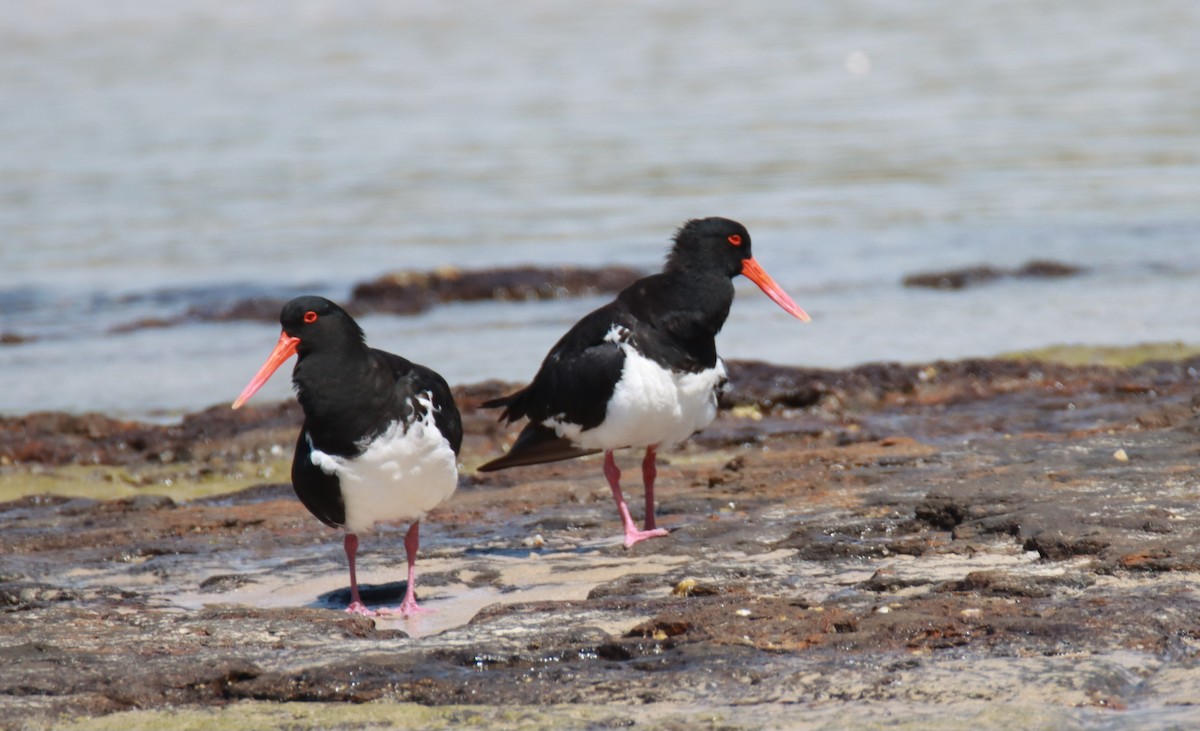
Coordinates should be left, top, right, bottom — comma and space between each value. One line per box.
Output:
548, 342, 727, 451
308, 393, 459, 534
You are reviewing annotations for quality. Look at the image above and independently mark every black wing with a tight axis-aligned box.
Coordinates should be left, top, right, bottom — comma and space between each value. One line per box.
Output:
291, 427, 345, 528
478, 299, 634, 472
370, 349, 464, 457
484, 299, 629, 430
475, 423, 601, 472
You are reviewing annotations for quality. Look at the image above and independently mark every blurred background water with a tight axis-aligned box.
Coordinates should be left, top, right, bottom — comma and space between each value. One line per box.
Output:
1, 0, 1198, 419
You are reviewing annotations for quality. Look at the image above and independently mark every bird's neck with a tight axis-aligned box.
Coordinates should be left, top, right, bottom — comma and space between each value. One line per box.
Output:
627, 270, 733, 370
293, 350, 396, 453
660, 269, 735, 333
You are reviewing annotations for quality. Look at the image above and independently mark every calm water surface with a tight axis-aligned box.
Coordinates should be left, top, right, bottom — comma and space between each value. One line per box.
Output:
2, 0, 1198, 418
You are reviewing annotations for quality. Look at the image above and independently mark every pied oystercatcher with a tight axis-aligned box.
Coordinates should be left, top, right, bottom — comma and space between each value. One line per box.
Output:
232, 295, 462, 616
478, 217, 808, 547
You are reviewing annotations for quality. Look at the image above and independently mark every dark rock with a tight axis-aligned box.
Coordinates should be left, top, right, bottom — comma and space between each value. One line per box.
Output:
903, 259, 1085, 290
938, 570, 1094, 598
199, 574, 258, 592
903, 265, 1006, 290
1016, 260, 1084, 278
350, 265, 643, 315
0, 332, 33, 345
1032, 518, 1109, 558
0, 582, 80, 610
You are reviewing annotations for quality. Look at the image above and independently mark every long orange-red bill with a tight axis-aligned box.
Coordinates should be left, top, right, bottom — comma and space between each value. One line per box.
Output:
232, 331, 301, 409
741, 257, 811, 322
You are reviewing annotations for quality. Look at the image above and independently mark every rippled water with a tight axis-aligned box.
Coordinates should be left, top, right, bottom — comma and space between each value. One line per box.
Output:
2, 0, 1199, 417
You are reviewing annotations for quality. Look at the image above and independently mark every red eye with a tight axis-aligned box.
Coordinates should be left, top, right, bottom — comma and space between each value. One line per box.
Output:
728, 234, 742, 246
303, 311, 318, 324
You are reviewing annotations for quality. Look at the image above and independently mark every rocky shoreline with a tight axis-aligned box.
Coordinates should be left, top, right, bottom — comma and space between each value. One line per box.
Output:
1, 259, 1085, 345
2, 355, 1199, 730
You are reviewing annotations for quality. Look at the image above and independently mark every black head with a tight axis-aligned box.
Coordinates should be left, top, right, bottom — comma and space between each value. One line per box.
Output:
232, 295, 366, 409
278, 296, 366, 357
664, 217, 753, 278
664, 217, 810, 321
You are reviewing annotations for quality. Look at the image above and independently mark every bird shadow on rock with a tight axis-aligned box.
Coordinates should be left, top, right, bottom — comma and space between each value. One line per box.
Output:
461, 542, 602, 559
314, 581, 411, 610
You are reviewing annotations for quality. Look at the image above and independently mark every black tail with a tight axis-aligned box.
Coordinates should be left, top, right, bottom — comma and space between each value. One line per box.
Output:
481, 389, 526, 424
480, 394, 511, 410
477, 423, 600, 472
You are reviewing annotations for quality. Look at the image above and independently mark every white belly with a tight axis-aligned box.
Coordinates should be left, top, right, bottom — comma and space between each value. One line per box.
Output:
308, 394, 459, 534
550, 346, 726, 451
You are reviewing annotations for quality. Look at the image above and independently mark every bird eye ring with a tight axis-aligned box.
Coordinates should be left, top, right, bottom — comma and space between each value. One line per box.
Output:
303, 311, 318, 323
727, 234, 742, 246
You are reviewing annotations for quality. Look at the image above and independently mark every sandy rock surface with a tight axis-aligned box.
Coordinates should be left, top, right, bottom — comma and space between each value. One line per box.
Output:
2, 357, 1199, 730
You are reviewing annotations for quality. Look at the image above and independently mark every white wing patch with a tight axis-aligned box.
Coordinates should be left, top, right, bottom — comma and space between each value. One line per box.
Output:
545, 345, 726, 451
603, 324, 630, 344
307, 392, 458, 534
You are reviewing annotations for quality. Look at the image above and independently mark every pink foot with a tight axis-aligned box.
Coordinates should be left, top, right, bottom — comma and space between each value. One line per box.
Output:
607, 450, 671, 549
377, 599, 434, 618
371, 522, 432, 618
345, 601, 378, 617
623, 526, 670, 548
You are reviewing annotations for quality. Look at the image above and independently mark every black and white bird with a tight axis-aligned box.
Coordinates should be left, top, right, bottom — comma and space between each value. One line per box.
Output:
478, 217, 808, 547
232, 296, 462, 617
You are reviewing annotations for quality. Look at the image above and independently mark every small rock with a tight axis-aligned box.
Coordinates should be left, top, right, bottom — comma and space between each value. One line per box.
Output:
1113, 448, 1129, 462
671, 578, 720, 597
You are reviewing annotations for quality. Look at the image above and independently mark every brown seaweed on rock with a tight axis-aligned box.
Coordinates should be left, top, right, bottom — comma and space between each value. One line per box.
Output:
349, 264, 643, 314
105, 264, 646, 333
902, 259, 1085, 290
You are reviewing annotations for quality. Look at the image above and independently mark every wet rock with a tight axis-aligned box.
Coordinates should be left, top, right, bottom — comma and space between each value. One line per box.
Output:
143, 265, 643, 329
1017, 260, 1086, 278
626, 617, 692, 639
190, 482, 294, 506
198, 574, 258, 593
0, 582, 79, 610
938, 570, 1095, 598
0, 332, 33, 345
587, 571, 688, 600
903, 264, 1007, 290
350, 265, 643, 315
903, 259, 1085, 289
3, 353, 1200, 728
670, 577, 722, 597
858, 569, 935, 593
0, 402, 300, 467
1023, 528, 1111, 561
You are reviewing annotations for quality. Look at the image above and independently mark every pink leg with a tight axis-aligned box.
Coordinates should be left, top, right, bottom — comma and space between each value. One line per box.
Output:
343, 533, 377, 617
642, 445, 659, 530
604, 450, 669, 548
378, 522, 431, 617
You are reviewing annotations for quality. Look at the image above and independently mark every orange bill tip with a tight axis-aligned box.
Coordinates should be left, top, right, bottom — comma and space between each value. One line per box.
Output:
740, 257, 810, 322
232, 331, 300, 409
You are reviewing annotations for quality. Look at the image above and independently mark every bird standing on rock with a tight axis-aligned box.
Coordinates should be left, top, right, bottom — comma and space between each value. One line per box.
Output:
478, 217, 808, 547
233, 296, 462, 617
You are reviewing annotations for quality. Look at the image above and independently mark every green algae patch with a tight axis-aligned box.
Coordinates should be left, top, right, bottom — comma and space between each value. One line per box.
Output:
57, 701, 672, 731
54, 699, 1144, 731
999, 341, 1200, 368
0, 459, 290, 505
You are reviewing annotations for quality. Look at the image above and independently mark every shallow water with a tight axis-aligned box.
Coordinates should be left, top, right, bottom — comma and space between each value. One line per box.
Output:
2, 0, 1199, 418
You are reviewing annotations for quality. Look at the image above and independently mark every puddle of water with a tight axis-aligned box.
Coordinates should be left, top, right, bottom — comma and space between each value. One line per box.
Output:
172, 541, 690, 638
